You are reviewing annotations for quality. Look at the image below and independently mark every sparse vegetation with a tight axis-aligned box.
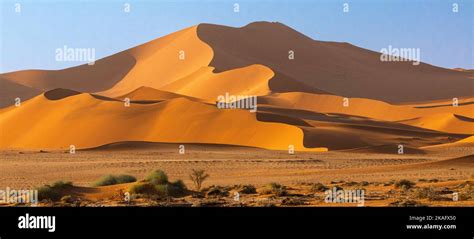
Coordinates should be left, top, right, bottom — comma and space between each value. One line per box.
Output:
128, 170, 187, 198
37, 180, 73, 201
311, 183, 328, 192
390, 200, 425, 207
394, 179, 415, 190
414, 187, 442, 201
128, 182, 156, 195
259, 183, 287, 196
206, 186, 229, 197
236, 185, 257, 194
189, 169, 209, 191
93, 174, 136, 186
146, 170, 169, 185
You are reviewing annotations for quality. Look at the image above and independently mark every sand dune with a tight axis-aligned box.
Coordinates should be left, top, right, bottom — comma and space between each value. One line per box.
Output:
0, 79, 41, 108
100, 26, 214, 97
161, 64, 272, 100
398, 113, 474, 134
0, 22, 472, 152
197, 22, 473, 103
259, 92, 474, 134
0, 89, 326, 151
0, 51, 136, 103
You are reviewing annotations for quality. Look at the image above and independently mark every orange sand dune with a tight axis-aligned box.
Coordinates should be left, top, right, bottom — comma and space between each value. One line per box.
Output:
161, 64, 272, 100
197, 22, 474, 103
0, 51, 135, 98
259, 92, 474, 134
398, 113, 474, 134
0, 25, 213, 106
0, 89, 325, 151
100, 26, 214, 97
117, 86, 201, 102
3, 22, 473, 109
421, 135, 474, 150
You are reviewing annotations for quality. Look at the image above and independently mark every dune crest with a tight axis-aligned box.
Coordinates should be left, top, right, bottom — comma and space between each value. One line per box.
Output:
161, 64, 273, 101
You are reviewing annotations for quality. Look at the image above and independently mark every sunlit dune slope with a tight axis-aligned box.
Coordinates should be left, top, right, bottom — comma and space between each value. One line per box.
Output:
0, 89, 324, 151
0, 25, 214, 105
161, 64, 272, 100
100, 26, 214, 97
398, 113, 474, 135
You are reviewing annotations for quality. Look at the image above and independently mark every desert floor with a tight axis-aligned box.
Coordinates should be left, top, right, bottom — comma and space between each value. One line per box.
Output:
1, 143, 472, 207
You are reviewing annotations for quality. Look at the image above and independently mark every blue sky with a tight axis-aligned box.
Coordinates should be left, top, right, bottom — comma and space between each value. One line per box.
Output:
0, 0, 472, 73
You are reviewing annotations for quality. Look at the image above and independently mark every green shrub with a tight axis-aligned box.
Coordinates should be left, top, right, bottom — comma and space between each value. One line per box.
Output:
146, 170, 169, 185
394, 179, 415, 190
38, 186, 61, 201
168, 180, 187, 197
206, 186, 229, 197
128, 183, 156, 195
51, 180, 73, 189
93, 174, 136, 186
37, 180, 73, 201
154, 184, 169, 197
128, 171, 187, 198
237, 185, 257, 194
260, 183, 287, 196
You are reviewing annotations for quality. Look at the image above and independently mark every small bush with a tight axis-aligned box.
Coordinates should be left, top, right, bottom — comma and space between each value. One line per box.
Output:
414, 187, 442, 201
206, 186, 229, 197
128, 172, 187, 198
237, 185, 257, 194
146, 170, 169, 185
189, 169, 209, 191
168, 180, 187, 197
93, 174, 136, 186
37, 180, 73, 201
394, 179, 415, 190
128, 183, 156, 195
311, 183, 328, 192
260, 183, 287, 196
51, 181, 73, 189
154, 184, 169, 197
38, 186, 61, 201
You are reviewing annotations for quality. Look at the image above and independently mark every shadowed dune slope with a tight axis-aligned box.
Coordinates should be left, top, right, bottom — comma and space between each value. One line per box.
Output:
259, 92, 474, 134
197, 22, 473, 103
0, 89, 325, 151
0, 79, 42, 108
0, 51, 136, 98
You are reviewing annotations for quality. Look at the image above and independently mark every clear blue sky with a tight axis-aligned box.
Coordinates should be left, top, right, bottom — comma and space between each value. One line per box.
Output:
0, 0, 472, 73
